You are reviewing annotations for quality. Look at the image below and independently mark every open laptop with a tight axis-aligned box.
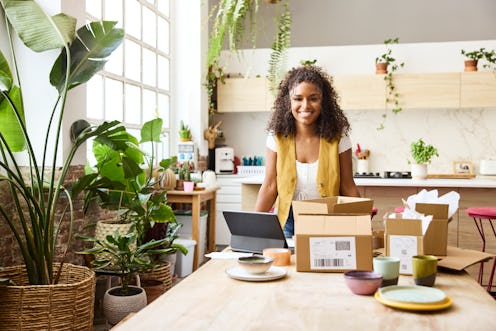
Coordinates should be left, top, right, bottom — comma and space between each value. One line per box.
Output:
223, 210, 291, 254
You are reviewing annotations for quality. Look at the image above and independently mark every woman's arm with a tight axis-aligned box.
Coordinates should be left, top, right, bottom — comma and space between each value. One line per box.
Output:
339, 148, 360, 197
255, 148, 278, 212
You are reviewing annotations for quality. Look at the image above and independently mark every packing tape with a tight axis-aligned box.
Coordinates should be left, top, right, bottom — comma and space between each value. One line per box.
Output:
263, 248, 291, 266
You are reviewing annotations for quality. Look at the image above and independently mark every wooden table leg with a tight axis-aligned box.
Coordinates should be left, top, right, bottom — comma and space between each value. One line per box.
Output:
208, 193, 217, 253
191, 195, 200, 270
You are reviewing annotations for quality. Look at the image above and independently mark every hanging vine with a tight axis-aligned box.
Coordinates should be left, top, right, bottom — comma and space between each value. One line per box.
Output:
267, 1, 292, 95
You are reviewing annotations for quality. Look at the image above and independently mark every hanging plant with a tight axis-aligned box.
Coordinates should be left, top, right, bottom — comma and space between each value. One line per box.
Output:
267, 1, 292, 95
205, 0, 260, 120
375, 37, 405, 130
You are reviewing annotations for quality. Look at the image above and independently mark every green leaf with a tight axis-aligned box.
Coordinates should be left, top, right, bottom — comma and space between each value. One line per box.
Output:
0, 51, 13, 93
50, 21, 124, 92
0, 86, 25, 151
140, 118, 163, 143
4, 1, 76, 52
150, 204, 175, 223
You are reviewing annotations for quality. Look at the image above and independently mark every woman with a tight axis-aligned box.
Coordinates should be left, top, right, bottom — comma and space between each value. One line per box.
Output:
255, 65, 360, 238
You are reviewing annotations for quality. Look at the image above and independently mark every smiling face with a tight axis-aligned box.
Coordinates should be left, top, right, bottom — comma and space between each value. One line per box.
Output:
290, 81, 322, 127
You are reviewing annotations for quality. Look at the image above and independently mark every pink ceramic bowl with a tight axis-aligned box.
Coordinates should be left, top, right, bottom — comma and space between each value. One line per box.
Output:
344, 270, 383, 295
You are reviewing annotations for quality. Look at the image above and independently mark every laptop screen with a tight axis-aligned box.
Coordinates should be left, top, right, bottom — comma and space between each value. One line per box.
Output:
223, 210, 289, 254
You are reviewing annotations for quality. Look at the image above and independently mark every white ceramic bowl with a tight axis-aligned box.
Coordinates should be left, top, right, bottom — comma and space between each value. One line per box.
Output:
238, 255, 274, 274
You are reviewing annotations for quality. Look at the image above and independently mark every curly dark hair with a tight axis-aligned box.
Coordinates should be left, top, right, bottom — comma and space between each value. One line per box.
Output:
266, 65, 350, 141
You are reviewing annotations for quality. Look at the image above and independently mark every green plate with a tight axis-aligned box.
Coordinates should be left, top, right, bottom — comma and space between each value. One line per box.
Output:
378, 285, 447, 304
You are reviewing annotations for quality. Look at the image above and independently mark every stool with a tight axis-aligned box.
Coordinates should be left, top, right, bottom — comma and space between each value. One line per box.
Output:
371, 207, 378, 219
466, 207, 496, 296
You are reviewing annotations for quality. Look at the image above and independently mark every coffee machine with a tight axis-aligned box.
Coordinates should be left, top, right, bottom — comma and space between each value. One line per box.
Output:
215, 147, 234, 174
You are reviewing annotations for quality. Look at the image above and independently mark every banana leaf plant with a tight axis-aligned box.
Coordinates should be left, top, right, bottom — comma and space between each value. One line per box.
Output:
0, 0, 124, 285
71, 118, 180, 247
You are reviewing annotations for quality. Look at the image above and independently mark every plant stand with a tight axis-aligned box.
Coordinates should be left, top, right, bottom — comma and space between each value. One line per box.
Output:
0, 263, 95, 331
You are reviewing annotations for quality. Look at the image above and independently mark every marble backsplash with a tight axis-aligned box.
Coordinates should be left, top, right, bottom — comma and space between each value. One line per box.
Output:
214, 106, 496, 175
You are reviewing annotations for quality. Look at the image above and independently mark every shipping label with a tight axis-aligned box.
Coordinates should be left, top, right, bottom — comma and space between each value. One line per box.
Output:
309, 237, 356, 270
389, 235, 418, 275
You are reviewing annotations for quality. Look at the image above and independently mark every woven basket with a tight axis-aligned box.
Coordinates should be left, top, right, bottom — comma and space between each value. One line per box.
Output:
139, 262, 173, 291
94, 219, 135, 261
0, 263, 96, 330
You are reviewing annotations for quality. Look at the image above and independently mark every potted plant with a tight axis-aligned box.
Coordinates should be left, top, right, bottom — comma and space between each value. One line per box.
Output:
375, 37, 405, 130
461, 47, 496, 71
179, 120, 192, 141
77, 231, 172, 325
0, 1, 124, 328
409, 138, 439, 180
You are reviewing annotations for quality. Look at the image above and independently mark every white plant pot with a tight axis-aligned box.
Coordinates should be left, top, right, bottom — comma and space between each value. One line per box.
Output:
103, 285, 147, 325
411, 163, 428, 180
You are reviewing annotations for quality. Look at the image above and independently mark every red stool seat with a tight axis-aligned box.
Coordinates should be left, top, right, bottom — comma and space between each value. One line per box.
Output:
466, 206, 496, 297
394, 206, 404, 213
466, 207, 496, 219
371, 207, 378, 216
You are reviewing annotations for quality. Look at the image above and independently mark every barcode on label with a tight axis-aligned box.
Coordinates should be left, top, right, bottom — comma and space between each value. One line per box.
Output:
401, 249, 407, 255
313, 259, 344, 267
335, 241, 351, 251
401, 264, 407, 270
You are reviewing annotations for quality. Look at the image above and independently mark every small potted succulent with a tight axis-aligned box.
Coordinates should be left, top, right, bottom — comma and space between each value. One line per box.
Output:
409, 138, 439, 180
179, 120, 192, 141
461, 47, 496, 71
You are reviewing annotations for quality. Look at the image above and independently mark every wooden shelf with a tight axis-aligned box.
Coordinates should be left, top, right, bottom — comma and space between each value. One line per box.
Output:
216, 72, 496, 112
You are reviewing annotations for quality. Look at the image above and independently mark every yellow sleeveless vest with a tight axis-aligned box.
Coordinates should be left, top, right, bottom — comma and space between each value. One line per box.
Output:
275, 135, 341, 227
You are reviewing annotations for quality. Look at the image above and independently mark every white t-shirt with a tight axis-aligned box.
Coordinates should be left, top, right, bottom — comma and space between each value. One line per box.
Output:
266, 133, 352, 200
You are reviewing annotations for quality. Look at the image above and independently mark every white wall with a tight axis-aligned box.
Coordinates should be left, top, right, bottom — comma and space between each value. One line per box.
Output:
214, 40, 496, 174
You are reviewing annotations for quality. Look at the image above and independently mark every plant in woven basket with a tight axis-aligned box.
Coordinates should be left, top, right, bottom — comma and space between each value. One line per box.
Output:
0, 0, 124, 285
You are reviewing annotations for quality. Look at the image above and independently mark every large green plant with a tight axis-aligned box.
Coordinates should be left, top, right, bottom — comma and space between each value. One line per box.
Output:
73, 118, 178, 246
0, 0, 124, 285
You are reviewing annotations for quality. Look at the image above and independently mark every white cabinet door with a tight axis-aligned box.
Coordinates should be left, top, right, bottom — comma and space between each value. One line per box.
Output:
215, 175, 243, 245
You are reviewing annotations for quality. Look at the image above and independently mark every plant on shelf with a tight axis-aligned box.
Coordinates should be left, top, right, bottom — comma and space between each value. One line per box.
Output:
0, 1, 123, 328
461, 47, 496, 71
409, 138, 439, 180
375, 37, 405, 130
205, 0, 259, 120
267, 1, 292, 95
179, 120, 192, 141
300, 59, 317, 66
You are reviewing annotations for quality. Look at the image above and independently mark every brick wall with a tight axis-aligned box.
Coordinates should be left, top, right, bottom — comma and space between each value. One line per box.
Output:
0, 165, 116, 267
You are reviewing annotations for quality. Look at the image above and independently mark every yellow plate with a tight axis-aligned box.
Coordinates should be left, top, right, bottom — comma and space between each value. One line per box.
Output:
375, 292, 453, 311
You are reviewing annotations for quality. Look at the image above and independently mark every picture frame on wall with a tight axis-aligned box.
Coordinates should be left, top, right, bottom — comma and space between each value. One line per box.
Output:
453, 161, 474, 174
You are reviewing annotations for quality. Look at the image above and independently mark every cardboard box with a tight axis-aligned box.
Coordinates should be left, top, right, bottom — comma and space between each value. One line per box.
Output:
294, 213, 373, 272
292, 196, 374, 223
385, 203, 449, 274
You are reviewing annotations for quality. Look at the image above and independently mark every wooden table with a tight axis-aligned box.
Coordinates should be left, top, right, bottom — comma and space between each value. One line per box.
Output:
113, 256, 496, 331
166, 187, 218, 270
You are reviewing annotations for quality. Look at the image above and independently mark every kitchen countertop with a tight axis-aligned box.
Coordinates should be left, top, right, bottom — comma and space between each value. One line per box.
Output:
234, 175, 496, 188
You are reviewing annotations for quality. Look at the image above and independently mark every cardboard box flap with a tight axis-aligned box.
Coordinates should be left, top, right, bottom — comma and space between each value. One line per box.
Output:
438, 246, 495, 271
415, 203, 449, 219
292, 197, 374, 223
333, 198, 374, 214
385, 218, 423, 235
296, 214, 371, 235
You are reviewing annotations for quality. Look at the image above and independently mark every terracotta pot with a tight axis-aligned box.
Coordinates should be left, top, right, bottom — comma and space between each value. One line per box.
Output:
464, 59, 478, 72
141, 279, 166, 304
375, 62, 388, 74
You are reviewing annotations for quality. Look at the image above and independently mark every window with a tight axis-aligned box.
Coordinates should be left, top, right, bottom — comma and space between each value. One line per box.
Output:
86, 0, 171, 161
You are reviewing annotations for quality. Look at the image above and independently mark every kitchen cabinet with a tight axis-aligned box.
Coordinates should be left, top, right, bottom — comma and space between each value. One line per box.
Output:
217, 72, 496, 111
217, 77, 274, 113
460, 72, 496, 107
215, 175, 244, 245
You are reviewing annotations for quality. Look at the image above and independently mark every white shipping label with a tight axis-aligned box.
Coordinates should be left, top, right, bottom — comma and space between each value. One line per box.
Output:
309, 237, 356, 270
389, 235, 418, 275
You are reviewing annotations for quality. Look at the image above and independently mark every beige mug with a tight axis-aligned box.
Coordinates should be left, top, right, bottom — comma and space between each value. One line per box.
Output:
412, 255, 438, 287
